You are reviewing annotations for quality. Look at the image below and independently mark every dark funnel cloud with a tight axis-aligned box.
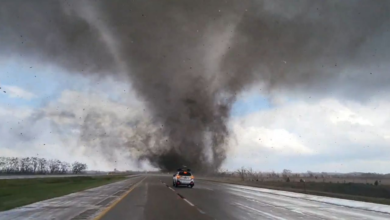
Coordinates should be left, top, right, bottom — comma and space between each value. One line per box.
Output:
1, 0, 390, 171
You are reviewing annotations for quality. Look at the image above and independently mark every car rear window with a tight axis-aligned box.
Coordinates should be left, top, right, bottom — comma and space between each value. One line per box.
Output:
179, 172, 192, 176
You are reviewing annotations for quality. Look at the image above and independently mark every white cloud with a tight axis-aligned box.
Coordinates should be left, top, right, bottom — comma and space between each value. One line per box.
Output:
322, 99, 373, 126
231, 124, 314, 156
2, 85, 36, 100
0, 105, 33, 118
224, 98, 390, 173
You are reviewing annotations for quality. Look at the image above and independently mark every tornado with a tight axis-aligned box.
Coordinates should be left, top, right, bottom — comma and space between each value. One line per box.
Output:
1, 0, 390, 171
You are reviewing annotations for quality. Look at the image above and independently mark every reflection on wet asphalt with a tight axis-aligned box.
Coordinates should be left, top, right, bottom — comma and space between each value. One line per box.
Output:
1, 175, 390, 220
102, 176, 390, 220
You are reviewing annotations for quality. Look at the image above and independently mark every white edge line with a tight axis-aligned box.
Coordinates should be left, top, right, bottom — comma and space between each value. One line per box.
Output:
197, 208, 206, 214
168, 187, 175, 191
235, 203, 287, 220
183, 199, 195, 206
113, 190, 123, 196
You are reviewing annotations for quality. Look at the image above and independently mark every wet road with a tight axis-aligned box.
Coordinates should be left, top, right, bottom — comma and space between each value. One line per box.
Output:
2, 175, 390, 220
99, 176, 390, 220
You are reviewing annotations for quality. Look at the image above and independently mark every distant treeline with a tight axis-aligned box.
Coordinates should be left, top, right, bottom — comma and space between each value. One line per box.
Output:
0, 157, 87, 175
216, 167, 390, 182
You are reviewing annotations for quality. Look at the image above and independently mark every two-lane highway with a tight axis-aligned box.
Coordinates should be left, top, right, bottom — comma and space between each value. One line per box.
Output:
2, 175, 390, 219
99, 176, 212, 220
99, 176, 390, 220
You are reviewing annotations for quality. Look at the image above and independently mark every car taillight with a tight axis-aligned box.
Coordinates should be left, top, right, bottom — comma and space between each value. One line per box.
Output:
177, 175, 181, 179
191, 175, 194, 179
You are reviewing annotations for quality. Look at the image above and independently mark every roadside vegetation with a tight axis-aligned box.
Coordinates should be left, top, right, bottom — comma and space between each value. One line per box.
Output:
0, 156, 87, 175
0, 175, 126, 211
203, 168, 390, 205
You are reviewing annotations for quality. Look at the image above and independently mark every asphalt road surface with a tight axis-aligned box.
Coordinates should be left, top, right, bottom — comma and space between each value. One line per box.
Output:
2, 175, 390, 220
99, 176, 390, 220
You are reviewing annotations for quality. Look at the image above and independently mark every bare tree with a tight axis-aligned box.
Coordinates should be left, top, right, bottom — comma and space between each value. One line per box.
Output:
31, 157, 39, 173
60, 162, 70, 174
246, 167, 255, 181
282, 169, 291, 178
236, 167, 247, 181
0, 157, 6, 173
251, 171, 263, 181
10, 157, 19, 174
282, 169, 292, 182
1, 157, 12, 173
269, 171, 278, 178
38, 158, 47, 174
20, 157, 33, 174
72, 162, 87, 174
48, 159, 61, 174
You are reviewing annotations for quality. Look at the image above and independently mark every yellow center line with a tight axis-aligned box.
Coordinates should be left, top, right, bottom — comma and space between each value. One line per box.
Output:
94, 176, 147, 220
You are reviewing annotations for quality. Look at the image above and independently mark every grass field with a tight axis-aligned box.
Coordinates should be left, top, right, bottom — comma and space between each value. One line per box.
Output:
0, 175, 126, 211
202, 177, 390, 205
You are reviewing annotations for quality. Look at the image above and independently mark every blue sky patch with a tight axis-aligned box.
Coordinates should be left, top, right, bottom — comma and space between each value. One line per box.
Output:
231, 93, 271, 117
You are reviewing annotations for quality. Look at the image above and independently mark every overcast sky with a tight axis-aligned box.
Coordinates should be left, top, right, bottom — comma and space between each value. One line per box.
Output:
1, 0, 390, 173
